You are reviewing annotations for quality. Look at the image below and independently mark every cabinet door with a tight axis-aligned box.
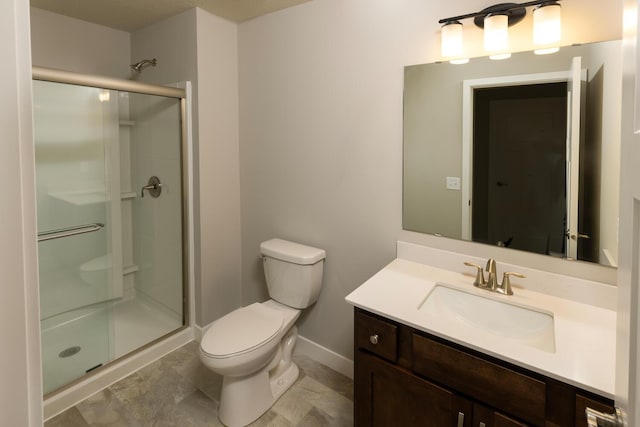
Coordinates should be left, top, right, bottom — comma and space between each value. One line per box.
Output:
413, 334, 545, 425
356, 350, 472, 427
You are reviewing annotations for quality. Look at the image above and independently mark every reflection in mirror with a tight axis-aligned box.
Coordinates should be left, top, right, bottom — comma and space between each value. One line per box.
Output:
403, 40, 621, 267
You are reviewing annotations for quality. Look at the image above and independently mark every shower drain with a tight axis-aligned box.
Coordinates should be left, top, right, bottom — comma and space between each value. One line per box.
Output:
58, 346, 81, 358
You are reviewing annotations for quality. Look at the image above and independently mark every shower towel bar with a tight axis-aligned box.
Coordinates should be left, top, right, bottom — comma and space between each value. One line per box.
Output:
37, 223, 104, 242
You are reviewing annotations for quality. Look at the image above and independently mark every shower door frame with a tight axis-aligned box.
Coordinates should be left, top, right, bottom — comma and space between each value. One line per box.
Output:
33, 66, 193, 418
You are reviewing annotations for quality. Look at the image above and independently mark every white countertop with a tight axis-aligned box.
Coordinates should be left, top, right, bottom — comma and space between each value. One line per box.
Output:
345, 258, 617, 398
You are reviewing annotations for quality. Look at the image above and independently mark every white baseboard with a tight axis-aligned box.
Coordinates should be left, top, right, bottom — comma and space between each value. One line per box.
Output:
294, 336, 354, 380
193, 322, 208, 342
195, 321, 353, 380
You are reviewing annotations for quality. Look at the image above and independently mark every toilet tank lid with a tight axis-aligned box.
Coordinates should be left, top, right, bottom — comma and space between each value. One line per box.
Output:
260, 238, 326, 265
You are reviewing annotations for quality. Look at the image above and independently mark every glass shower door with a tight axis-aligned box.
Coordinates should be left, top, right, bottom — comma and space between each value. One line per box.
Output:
34, 80, 121, 394
34, 70, 187, 398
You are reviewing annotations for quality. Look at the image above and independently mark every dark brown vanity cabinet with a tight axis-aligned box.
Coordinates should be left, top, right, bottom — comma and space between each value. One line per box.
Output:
354, 308, 614, 427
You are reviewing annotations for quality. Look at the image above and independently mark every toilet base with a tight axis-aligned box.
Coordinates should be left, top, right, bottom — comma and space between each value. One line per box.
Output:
270, 361, 299, 402
218, 361, 299, 427
217, 328, 300, 427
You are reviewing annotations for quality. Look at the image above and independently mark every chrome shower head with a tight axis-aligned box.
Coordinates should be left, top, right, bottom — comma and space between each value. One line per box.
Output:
130, 58, 157, 73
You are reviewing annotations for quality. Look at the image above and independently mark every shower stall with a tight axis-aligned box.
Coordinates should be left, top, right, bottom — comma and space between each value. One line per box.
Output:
32, 67, 190, 398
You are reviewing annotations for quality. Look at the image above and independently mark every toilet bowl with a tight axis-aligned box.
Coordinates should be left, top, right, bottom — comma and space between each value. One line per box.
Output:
199, 238, 325, 427
199, 300, 300, 377
200, 300, 301, 426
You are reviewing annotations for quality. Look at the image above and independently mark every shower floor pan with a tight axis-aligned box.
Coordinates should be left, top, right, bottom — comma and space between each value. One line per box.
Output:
41, 295, 182, 394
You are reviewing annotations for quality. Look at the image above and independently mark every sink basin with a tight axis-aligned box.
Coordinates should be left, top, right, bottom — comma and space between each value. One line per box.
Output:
418, 284, 556, 353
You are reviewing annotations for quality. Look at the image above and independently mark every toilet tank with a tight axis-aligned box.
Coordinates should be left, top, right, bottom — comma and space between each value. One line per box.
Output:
260, 239, 326, 309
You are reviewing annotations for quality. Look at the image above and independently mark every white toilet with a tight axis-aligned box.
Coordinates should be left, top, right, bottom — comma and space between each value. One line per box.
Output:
199, 238, 326, 427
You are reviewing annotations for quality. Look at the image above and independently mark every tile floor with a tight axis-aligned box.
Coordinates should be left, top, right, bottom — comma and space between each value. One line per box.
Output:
45, 341, 354, 426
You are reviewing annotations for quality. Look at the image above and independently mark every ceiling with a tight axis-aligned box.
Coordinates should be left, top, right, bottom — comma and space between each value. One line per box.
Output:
30, 0, 312, 32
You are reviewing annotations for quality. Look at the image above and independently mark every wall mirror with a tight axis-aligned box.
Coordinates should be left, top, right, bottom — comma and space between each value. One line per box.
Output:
403, 40, 621, 267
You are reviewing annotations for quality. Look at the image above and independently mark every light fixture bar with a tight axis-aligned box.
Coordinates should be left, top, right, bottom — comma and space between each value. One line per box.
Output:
439, 0, 560, 25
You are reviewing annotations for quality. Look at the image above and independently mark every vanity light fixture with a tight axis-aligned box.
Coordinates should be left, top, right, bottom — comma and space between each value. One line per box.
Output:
439, 0, 561, 63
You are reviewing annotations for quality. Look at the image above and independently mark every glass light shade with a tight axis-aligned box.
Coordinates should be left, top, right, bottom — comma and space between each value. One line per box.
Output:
441, 21, 463, 58
490, 53, 511, 60
534, 47, 560, 55
533, 3, 561, 45
484, 14, 508, 52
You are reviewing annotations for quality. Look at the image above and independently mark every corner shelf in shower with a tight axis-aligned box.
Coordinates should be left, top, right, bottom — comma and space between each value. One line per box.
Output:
123, 264, 139, 276
119, 120, 135, 127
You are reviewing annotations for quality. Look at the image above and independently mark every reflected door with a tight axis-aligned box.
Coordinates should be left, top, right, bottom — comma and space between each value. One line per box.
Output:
472, 83, 567, 255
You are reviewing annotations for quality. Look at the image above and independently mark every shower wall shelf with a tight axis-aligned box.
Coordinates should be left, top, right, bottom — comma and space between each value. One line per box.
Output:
119, 120, 135, 127
123, 264, 139, 276
50, 191, 108, 206
121, 192, 137, 200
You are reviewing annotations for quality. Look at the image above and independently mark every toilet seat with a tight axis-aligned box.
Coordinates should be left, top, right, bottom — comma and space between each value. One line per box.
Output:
201, 303, 284, 358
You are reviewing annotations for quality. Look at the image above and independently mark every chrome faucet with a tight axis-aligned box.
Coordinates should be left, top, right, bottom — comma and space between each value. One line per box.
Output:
463, 259, 526, 296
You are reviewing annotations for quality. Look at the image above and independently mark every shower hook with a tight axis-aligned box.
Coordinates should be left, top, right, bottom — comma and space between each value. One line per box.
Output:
130, 58, 157, 73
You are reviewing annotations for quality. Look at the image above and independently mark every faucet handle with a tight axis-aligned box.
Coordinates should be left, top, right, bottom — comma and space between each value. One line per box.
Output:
499, 272, 526, 295
463, 262, 486, 287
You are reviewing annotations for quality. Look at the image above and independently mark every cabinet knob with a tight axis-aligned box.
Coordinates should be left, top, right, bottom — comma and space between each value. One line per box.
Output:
369, 334, 379, 345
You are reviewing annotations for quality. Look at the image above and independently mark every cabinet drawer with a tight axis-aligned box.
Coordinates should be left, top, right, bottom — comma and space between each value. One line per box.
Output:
575, 394, 615, 427
355, 310, 397, 363
413, 334, 546, 426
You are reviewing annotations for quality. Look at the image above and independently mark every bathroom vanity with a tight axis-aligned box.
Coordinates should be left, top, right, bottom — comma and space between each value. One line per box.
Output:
346, 243, 617, 427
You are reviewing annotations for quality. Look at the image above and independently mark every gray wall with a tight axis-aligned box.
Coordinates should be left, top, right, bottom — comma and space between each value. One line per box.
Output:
30, 8, 131, 78
238, 0, 622, 359
2, 1, 42, 424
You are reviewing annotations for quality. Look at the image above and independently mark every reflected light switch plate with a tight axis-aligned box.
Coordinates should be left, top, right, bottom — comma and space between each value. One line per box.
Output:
446, 176, 461, 190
